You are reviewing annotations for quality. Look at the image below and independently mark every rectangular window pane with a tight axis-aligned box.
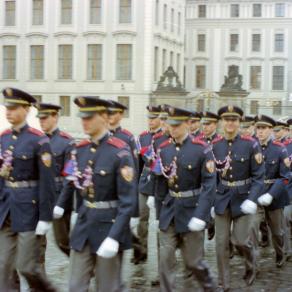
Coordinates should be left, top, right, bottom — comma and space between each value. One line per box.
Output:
163, 4, 167, 30
230, 34, 239, 52
5, 1, 15, 26
61, 0, 72, 25
154, 46, 159, 81
32, 0, 43, 25
117, 96, 129, 118
250, 100, 259, 115
231, 4, 239, 17
87, 44, 102, 80
155, 0, 159, 26
177, 12, 181, 34
272, 66, 284, 90
196, 65, 206, 89
58, 45, 73, 79
90, 0, 101, 24
60, 96, 71, 116
176, 53, 180, 76
116, 44, 132, 80
31, 45, 44, 80
171, 8, 174, 33
275, 33, 284, 52
198, 34, 206, 52
119, 0, 131, 24
253, 4, 262, 17
162, 49, 167, 73
273, 101, 282, 115
250, 66, 261, 89
252, 34, 261, 52
198, 5, 206, 18
3, 45, 16, 79
275, 3, 285, 17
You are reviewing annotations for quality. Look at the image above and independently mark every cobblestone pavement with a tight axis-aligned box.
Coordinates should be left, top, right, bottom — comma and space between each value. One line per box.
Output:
45, 210, 292, 292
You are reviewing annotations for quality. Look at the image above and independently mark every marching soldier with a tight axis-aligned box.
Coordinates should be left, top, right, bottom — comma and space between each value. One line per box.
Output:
212, 106, 264, 290
240, 116, 255, 137
53, 96, 136, 291
255, 115, 291, 267
274, 121, 289, 143
189, 111, 202, 137
0, 88, 56, 291
156, 106, 216, 291
36, 103, 75, 258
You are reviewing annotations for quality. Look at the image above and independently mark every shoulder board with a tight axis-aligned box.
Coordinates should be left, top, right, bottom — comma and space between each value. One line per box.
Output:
59, 131, 73, 139
284, 139, 292, 146
107, 136, 126, 149
139, 130, 149, 137
212, 135, 223, 144
192, 137, 207, 147
28, 127, 43, 136
77, 139, 91, 148
0, 129, 12, 137
159, 139, 172, 149
153, 131, 164, 140
240, 135, 254, 142
121, 128, 133, 137
273, 140, 284, 147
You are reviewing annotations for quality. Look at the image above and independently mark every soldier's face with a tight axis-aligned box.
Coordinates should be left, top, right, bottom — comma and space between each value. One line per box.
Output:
273, 128, 284, 140
256, 126, 272, 142
202, 122, 217, 136
222, 118, 240, 134
169, 122, 188, 140
5, 105, 29, 125
81, 112, 108, 136
39, 115, 58, 133
148, 117, 160, 131
189, 120, 200, 132
240, 125, 254, 136
108, 112, 123, 127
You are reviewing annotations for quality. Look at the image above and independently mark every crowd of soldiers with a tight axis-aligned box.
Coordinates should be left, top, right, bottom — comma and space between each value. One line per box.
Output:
0, 87, 292, 292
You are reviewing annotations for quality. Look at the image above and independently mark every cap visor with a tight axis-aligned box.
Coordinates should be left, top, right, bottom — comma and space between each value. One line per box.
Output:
77, 112, 95, 118
166, 119, 184, 126
37, 113, 50, 118
147, 114, 159, 119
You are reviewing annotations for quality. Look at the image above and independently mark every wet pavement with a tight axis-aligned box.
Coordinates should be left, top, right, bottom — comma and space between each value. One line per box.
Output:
45, 209, 292, 291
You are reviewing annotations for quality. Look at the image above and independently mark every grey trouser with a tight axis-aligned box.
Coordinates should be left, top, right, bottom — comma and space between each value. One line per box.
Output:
69, 243, 124, 292
284, 205, 292, 254
159, 224, 215, 292
215, 209, 255, 290
0, 218, 56, 292
249, 208, 265, 255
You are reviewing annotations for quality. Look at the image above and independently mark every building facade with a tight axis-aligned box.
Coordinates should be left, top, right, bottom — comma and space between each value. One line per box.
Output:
0, 0, 185, 136
185, 0, 292, 117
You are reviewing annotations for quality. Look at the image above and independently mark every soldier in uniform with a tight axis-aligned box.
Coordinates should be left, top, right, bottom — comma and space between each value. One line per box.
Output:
36, 103, 75, 258
240, 116, 255, 137
156, 106, 216, 292
274, 121, 289, 143
212, 106, 264, 290
0, 88, 56, 291
53, 96, 136, 291
255, 114, 291, 267
189, 111, 202, 137
200, 111, 220, 144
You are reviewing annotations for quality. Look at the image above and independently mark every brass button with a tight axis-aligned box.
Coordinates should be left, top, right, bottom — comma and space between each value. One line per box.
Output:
228, 142, 232, 146
22, 155, 27, 159
176, 147, 180, 151
112, 219, 115, 223
230, 174, 233, 178
100, 170, 106, 176
89, 194, 94, 198
174, 184, 179, 188
174, 156, 177, 161
88, 160, 93, 165
12, 135, 17, 140
90, 148, 96, 153
188, 165, 192, 170
174, 175, 178, 179
228, 151, 231, 155
9, 145, 14, 150
207, 140, 210, 144
9, 177, 14, 181
229, 166, 232, 170
241, 158, 244, 162
32, 200, 36, 204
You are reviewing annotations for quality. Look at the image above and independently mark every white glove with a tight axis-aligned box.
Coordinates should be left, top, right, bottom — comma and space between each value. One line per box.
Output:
188, 217, 206, 232
258, 193, 273, 206
210, 207, 215, 219
146, 196, 155, 209
71, 212, 78, 228
97, 237, 119, 258
240, 199, 257, 215
130, 217, 139, 237
53, 206, 64, 219
35, 221, 51, 235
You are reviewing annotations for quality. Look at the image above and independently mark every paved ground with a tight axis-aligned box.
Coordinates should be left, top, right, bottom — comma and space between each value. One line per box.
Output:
45, 210, 292, 291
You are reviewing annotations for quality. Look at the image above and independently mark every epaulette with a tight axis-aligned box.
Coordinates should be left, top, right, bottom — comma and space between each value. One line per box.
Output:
159, 139, 172, 149
153, 131, 164, 140
77, 139, 91, 148
212, 135, 224, 145
28, 127, 43, 136
240, 135, 254, 142
273, 140, 284, 147
284, 139, 292, 146
139, 130, 149, 137
121, 128, 133, 137
107, 136, 126, 149
192, 137, 207, 147
0, 129, 12, 137
59, 131, 73, 139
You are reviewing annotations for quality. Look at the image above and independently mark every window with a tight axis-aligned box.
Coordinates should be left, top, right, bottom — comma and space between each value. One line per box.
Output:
230, 4, 239, 17
5, 0, 15, 26
176, 53, 180, 76
196, 65, 206, 89
163, 4, 167, 30
87, 44, 102, 80
274, 33, 284, 52
272, 66, 284, 90
273, 101, 282, 115
118, 96, 129, 118
61, 0, 72, 25
162, 49, 167, 73
171, 8, 174, 33
58, 45, 73, 79
252, 34, 261, 52
154, 47, 159, 81
197, 99, 204, 112
170, 51, 174, 66
3, 46, 16, 79
33, 95, 42, 104
230, 34, 239, 52
116, 44, 132, 80
90, 0, 101, 24
250, 100, 259, 115
250, 66, 261, 90
177, 12, 181, 34
119, 0, 131, 24
31, 45, 44, 80
275, 3, 285, 17
198, 5, 206, 18
60, 96, 71, 116
32, 0, 43, 25
155, 0, 159, 26
198, 34, 206, 52
253, 4, 262, 17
